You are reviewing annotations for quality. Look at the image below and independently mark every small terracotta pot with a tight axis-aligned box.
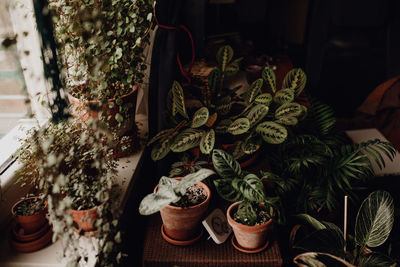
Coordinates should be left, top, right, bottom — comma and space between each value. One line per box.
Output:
227, 201, 273, 250
156, 178, 211, 242
12, 197, 48, 235
70, 203, 104, 232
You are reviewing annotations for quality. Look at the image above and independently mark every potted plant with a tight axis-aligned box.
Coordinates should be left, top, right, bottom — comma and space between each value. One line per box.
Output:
169, 153, 209, 177
139, 168, 215, 245
293, 190, 396, 266
211, 149, 283, 252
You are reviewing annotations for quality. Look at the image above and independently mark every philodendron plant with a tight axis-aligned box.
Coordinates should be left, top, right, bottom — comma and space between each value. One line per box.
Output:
139, 168, 215, 215
211, 149, 283, 225
293, 191, 396, 267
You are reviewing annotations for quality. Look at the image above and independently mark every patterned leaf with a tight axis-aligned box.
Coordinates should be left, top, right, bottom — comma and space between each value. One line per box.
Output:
216, 95, 232, 115
232, 141, 246, 159
275, 116, 298, 126
171, 81, 188, 119
171, 128, 204, 152
241, 135, 262, 154
213, 178, 242, 202
147, 129, 172, 146
232, 174, 266, 202
224, 62, 239, 77
246, 78, 263, 104
191, 107, 209, 128
282, 68, 307, 97
216, 45, 234, 72
212, 149, 242, 179
200, 129, 215, 154
205, 112, 218, 127
274, 88, 295, 105
262, 67, 276, 93
227, 118, 250, 135
247, 104, 269, 127
256, 121, 288, 144
254, 93, 273, 106
275, 102, 303, 119
151, 138, 171, 161
208, 68, 222, 95
215, 119, 232, 134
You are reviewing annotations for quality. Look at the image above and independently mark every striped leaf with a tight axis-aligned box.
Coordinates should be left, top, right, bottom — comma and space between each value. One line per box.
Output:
241, 135, 262, 154
275, 116, 298, 126
212, 149, 242, 179
282, 68, 307, 97
147, 129, 172, 146
256, 121, 288, 144
262, 66, 276, 93
228, 118, 250, 135
275, 102, 303, 119
254, 93, 273, 106
151, 138, 171, 161
171, 128, 204, 152
225, 62, 239, 77
232, 141, 246, 159
216, 95, 232, 115
171, 81, 188, 119
200, 129, 215, 154
214, 178, 243, 202
208, 68, 222, 95
298, 104, 308, 121
215, 119, 232, 134
191, 107, 209, 128
216, 45, 234, 72
246, 78, 263, 104
205, 112, 218, 127
247, 104, 269, 127
232, 174, 266, 202
274, 88, 295, 105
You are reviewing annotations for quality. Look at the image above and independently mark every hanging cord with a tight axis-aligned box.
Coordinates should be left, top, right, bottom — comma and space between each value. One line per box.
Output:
153, 2, 195, 83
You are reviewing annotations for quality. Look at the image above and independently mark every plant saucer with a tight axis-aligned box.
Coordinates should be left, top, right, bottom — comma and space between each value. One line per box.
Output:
231, 235, 269, 254
161, 224, 203, 246
9, 224, 53, 253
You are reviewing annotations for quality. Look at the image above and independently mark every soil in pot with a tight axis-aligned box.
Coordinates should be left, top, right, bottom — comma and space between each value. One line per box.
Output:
12, 197, 47, 234
170, 185, 207, 208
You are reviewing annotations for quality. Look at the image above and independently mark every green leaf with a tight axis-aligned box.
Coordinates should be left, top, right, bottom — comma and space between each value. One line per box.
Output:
359, 252, 397, 267
247, 104, 269, 127
275, 116, 298, 126
200, 129, 215, 154
171, 129, 204, 152
256, 121, 288, 144
215, 119, 232, 134
208, 68, 222, 95
177, 169, 215, 195
213, 178, 242, 202
295, 214, 326, 231
212, 149, 242, 179
151, 138, 171, 161
147, 129, 172, 146
171, 81, 188, 119
262, 67, 276, 93
254, 93, 273, 106
355, 191, 394, 248
237, 201, 258, 225
275, 102, 303, 119
191, 107, 209, 128
227, 118, 250, 135
241, 135, 262, 154
232, 174, 265, 202
282, 68, 307, 97
293, 252, 355, 267
246, 78, 264, 104
225, 62, 239, 77
115, 113, 123, 123
274, 88, 295, 105
216, 45, 234, 72
216, 95, 232, 115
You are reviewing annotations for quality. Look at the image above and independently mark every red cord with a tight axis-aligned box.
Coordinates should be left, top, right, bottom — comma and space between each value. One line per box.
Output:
154, 5, 195, 83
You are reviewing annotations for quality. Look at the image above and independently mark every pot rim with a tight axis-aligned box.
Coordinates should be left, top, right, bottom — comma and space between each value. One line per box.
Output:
154, 177, 211, 211
226, 201, 272, 231
70, 199, 107, 213
11, 196, 47, 218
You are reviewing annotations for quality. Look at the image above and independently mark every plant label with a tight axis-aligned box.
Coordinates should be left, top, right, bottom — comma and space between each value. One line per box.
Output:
202, 208, 232, 244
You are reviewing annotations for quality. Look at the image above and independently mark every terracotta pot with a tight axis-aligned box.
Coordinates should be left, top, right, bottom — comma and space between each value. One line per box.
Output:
9, 225, 53, 253
12, 197, 48, 235
157, 178, 211, 242
70, 203, 104, 232
227, 201, 273, 250
67, 84, 138, 137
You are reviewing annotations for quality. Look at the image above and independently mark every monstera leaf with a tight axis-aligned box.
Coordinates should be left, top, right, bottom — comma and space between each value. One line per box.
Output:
200, 129, 215, 154
246, 78, 263, 104
216, 45, 233, 72
171, 81, 188, 119
213, 178, 242, 202
256, 121, 288, 144
191, 107, 209, 128
262, 66, 276, 93
208, 68, 222, 95
151, 138, 172, 161
254, 93, 273, 106
274, 88, 295, 105
232, 174, 265, 202
170, 128, 204, 152
228, 118, 250, 135
282, 68, 307, 97
247, 104, 269, 127
275, 102, 303, 119
355, 190, 394, 249
212, 149, 242, 179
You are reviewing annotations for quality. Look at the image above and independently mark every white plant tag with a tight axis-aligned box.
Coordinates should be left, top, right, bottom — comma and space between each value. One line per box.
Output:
202, 208, 232, 244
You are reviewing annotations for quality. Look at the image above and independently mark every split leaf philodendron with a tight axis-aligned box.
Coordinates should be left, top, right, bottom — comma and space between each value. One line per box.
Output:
138, 168, 215, 216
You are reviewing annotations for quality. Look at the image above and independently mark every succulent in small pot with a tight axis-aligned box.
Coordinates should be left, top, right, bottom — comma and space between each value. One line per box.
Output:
12, 196, 47, 234
139, 168, 215, 243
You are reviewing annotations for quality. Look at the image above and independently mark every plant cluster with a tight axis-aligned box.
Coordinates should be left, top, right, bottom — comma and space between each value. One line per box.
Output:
13, 197, 45, 216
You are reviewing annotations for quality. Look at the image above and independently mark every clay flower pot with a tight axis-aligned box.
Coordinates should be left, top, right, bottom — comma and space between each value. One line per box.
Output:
11, 197, 47, 235
157, 179, 211, 243
227, 201, 273, 251
70, 203, 104, 232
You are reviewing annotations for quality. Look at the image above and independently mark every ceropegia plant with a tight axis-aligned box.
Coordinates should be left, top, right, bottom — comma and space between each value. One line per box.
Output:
138, 168, 215, 215
293, 191, 396, 267
211, 149, 284, 225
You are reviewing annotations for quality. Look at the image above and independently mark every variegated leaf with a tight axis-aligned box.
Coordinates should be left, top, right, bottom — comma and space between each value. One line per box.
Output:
241, 135, 262, 154
213, 178, 242, 202
275, 116, 298, 126
224, 62, 239, 77
275, 102, 303, 119
216, 45, 234, 72
256, 121, 288, 144
151, 138, 171, 161
232, 174, 266, 202
215, 119, 232, 134
246, 78, 263, 104
262, 66, 276, 93
191, 107, 209, 128
208, 68, 222, 95
282, 68, 307, 97
254, 93, 273, 106
205, 112, 218, 127
200, 129, 215, 154
171, 81, 188, 119
232, 141, 246, 159
171, 128, 204, 152
212, 149, 242, 179
298, 104, 308, 121
246, 104, 269, 127
147, 128, 172, 146
227, 118, 250, 135
274, 88, 295, 105
216, 95, 232, 115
